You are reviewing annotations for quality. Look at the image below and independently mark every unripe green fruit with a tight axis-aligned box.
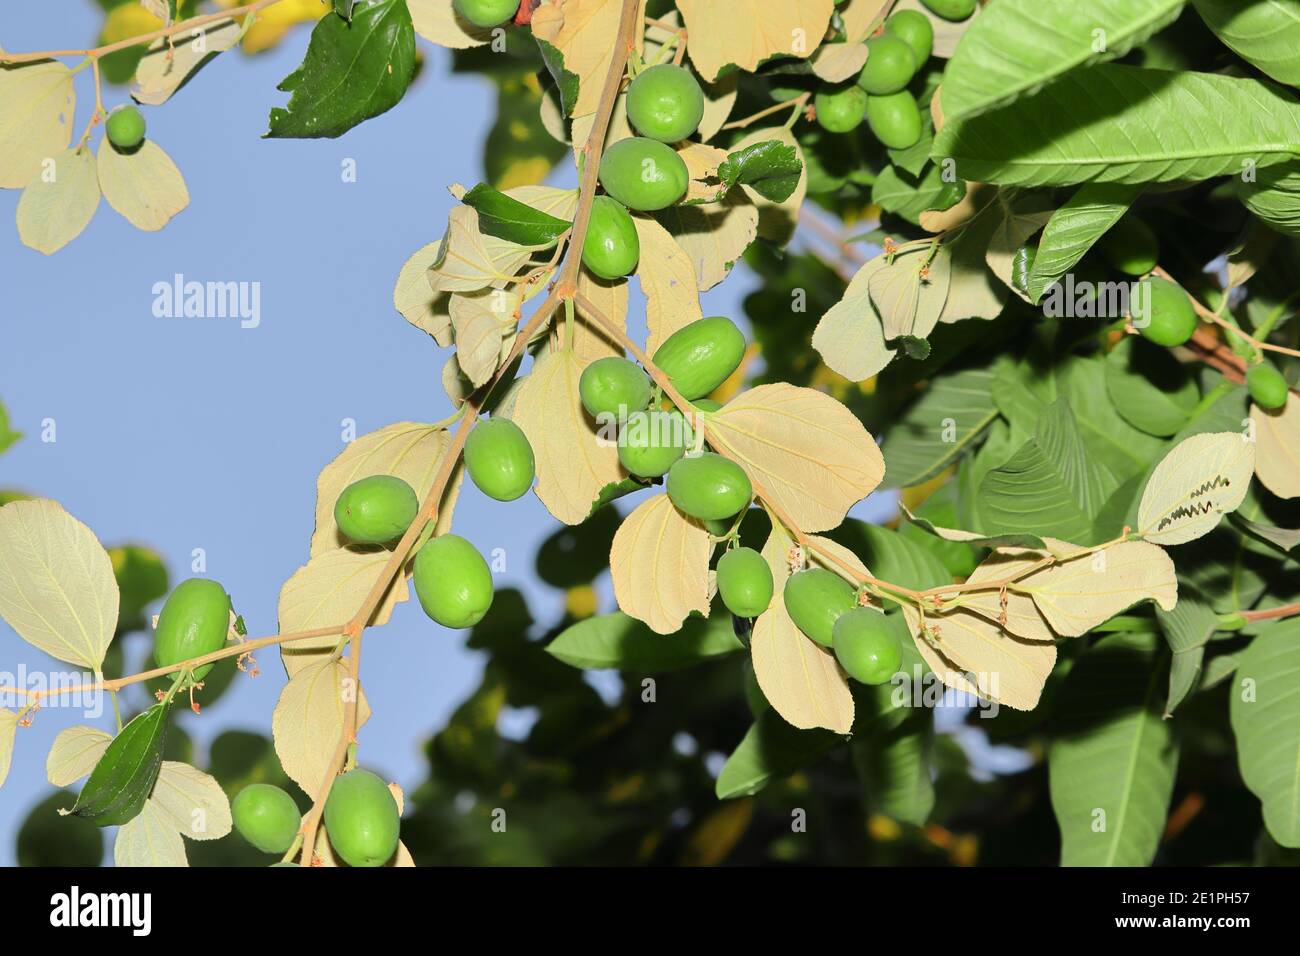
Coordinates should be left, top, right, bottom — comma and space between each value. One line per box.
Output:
885, 9, 934, 64
1012, 243, 1037, 296
1248, 361, 1289, 410
783, 568, 856, 648
716, 547, 774, 618
618, 409, 690, 477
666, 453, 752, 521
464, 417, 535, 501
334, 475, 419, 544
1100, 216, 1159, 276
580, 356, 652, 420
271, 862, 299, 867
582, 195, 640, 280
413, 534, 494, 629
105, 105, 145, 151
832, 608, 902, 684
232, 784, 301, 855
598, 137, 689, 211
652, 315, 746, 400
453, 0, 518, 29
865, 90, 923, 150
921, 0, 976, 21
154, 578, 231, 681
323, 769, 400, 868
1136, 277, 1197, 348
857, 34, 917, 95
815, 83, 868, 133
625, 63, 705, 143
693, 398, 723, 412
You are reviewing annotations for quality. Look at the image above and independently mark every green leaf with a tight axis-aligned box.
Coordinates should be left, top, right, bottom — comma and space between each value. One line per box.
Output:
1231, 618, 1300, 847
940, 0, 1186, 123
266, 0, 416, 139
717, 139, 803, 203
934, 65, 1300, 187
901, 504, 1048, 551
1240, 162, 1300, 238
1049, 632, 1179, 866
461, 182, 571, 245
887, 130, 935, 178
536, 38, 579, 117
826, 520, 951, 595
872, 163, 961, 225
0, 399, 20, 455
1230, 513, 1300, 554
880, 365, 999, 488
547, 612, 743, 671
850, 678, 935, 826
1026, 182, 1141, 302
72, 702, 170, 827
1057, 356, 1165, 483
1104, 337, 1199, 437
1192, 0, 1300, 87
715, 709, 840, 799
1156, 594, 1218, 716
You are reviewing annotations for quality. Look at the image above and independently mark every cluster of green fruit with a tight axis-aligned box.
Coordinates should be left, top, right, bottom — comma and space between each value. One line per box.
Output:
105, 104, 146, 153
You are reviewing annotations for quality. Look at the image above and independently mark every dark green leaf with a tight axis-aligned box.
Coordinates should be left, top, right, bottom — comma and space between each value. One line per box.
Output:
1156, 594, 1218, 716
1104, 337, 1199, 437
895, 335, 931, 360
880, 365, 999, 488
547, 612, 743, 671
462, 182, 571, 245
536, 38, 579, 117
1230, 513, 1300, 554
715, 709, 839, 799
717, 140, 803, 203
334, 0, 357, 20
72, 702, 170, 827
1027, 182, 1141, 302
850, 681, 934, 826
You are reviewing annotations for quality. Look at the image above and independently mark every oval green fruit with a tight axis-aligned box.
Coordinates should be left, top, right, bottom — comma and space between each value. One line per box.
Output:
598, 137, 689, 211
865, 90, 923, 149
693, 398, 723, 412
921, 0, 976, 21
1100, 216, 1159, 276
323, 769, 400, 868
1012, 243, 1037, 296
885, 9, 934, 64
232, 784, 301, 855
666, 453, 752, 521
815, 83, 868, 133
413, 534, 494, 629
580, 356, 651, 420
783, 568, 856, 648
582, 195, 640, 280
625, 63, 705, 143
334, 475, 419, 543
651, 315, 746, 400
154, 578, 231, 681
106, 104, 145, 151
618, 409, 690, 477
857, 34, 916, 95
833, 608, 902, 684
716, 547, 774, 618
1136, 277, 1197, 348
452, 0, 518, 28
1248, 361, 1289, 410
464, 417, 535, 501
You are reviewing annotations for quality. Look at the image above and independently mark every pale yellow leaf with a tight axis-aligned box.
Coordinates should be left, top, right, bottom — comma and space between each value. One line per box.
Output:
678, 141, 729, 204
706, 384, 885, 532
504, 183, 579, 220
0, 710, 16, 789
148, 761, 232, 841
1137, 431, 1255, 545
46, 725, 111, 786
115, 801, 187, 867
272, 656, 371, 797
677, 0, 836, 82
393, 240, 452, 345
985, 204, 1053, 302
427, 205, 532, 294
870, 246, 951, 340
634, 214, 702, 353
0, 498, 118, 670
572, 271, 627, 360
96, 138, 189, 231
1252, 394, 1300, 499
938, 197, 1005, 323
811, 42, 868, 82
0, 57, 75, 189
838, 0, 891, 41
734, 126, 806, 244
408, 0, 494, 48
532, 0, 645, 118
812, 255, 896, 381
15, 147, 100, 255
514, 347, 624, 524
132, 19, 244, 105
657, 192, 759, 291
449, 289, 517, 386
957, 548, 1056, 642
641, 12, 735, 140
920, 181, 982, 233
609, 494, 711, 634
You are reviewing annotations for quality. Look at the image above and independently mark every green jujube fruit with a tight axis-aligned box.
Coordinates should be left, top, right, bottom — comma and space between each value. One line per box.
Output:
413, 534, 494, 629
580, 356, 652, 420
651, 315, 746, 400
1136, 277, 1198, 347
618, 409, 690, 477
857, 34, 916, 95
815, 83, 868, 133
885, 9, 934, 64
625, 63, 705, 142
666, 453, 752, 521
693, 398, 723, 412
582, 195, 640, 280
598, 137, 689, 211
464, 417, 535, 501
453, 0, 518, 29
1100, 216, 1159, 276
866, 90, 923, 149
921, 0, 976, 21
334, 475, 419, 543
154, 578, 231, 681
833, 608, 902, 685
716, 547, 774, 618
323, 769, 400, 868
232, 784, 301, 855
783, 568, 856, 648
1248, 362, 1289, 410
106, 104, 146, 151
